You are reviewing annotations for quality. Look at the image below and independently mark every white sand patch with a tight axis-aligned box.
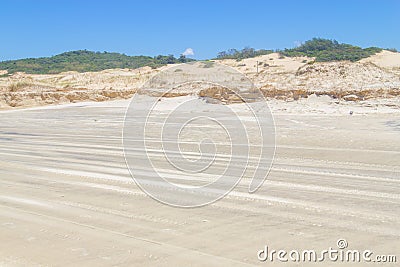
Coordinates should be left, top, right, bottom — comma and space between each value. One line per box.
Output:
0, 196, 52, 208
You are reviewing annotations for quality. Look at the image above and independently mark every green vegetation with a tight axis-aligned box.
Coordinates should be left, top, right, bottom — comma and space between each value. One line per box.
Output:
216, 39, 391, 62
216, 47, 274, 60
0, 39, 395, 74
0, 50, 194, 74
280, 38, 382, 62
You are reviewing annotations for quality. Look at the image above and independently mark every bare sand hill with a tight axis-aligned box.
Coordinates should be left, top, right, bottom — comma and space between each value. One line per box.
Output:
218, 51, 400, 102
360, 50, 400, 70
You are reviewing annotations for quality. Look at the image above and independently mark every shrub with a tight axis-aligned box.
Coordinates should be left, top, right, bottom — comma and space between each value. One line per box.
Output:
280, 38, 382, 62
216, 47, 273, 60
387, 48, 398, 52
0, 50, 195, 74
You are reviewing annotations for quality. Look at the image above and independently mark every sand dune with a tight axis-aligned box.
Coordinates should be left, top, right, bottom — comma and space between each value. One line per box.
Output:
1, 51, 399, 109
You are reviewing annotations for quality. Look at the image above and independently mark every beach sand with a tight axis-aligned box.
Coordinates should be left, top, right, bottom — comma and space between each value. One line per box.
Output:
0, 97, 399, 266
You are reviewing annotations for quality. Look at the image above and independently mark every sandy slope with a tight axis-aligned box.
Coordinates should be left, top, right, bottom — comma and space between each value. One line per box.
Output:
1, 51, 399, 109
360, 50, 400, 70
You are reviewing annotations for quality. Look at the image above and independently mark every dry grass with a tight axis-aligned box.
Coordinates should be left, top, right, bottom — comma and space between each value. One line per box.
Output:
8, 81, 34, 92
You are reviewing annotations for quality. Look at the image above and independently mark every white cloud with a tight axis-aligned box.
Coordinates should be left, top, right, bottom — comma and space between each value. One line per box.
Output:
182, 48, 194, 56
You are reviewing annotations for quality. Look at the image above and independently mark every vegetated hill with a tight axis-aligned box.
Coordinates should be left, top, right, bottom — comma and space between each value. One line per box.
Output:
280, 38, 384, 62
0, 50, 194, 74
216, 38, 396, 62
215, 47, 274, 60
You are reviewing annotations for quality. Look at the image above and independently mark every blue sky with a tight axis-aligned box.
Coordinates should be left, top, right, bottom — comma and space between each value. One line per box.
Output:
1, 0, 399, 61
